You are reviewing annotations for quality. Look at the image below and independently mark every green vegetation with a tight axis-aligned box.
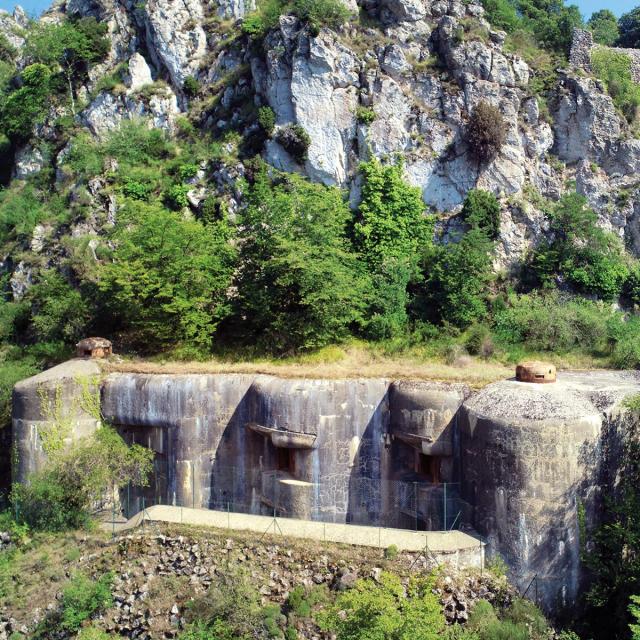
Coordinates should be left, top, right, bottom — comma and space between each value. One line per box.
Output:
461, 189, 501, 240
355, 106, 376, 124
588, 9, 620, 46
481, 0, 582, 53
618, 7, 640, 48
466, 102, 507, 163
591, 49, 640, 125
258, 105, 276, 136
318, 572, 445, 640
234, 163, 369, 352
529, 193, 629, 300
242, 0, 350, 39
354, 157, 430, 339
581, 435, 640, 640
12, 425, 153, 531
275, 124, 311, 163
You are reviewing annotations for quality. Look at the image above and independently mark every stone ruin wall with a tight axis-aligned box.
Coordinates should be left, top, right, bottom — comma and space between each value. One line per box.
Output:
570, 28, 640, 83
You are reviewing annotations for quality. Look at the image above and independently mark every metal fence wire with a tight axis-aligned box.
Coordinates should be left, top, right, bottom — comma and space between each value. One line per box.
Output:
117, 464, 472, 534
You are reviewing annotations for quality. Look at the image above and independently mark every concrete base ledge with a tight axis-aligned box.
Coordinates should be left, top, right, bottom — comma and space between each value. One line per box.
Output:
104, 505, 485, 570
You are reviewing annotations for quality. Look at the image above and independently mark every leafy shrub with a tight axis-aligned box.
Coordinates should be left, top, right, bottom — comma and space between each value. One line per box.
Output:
258, 105, 276, 136
164, 183, 191, 210
466, 101, 507, 163
288, 585, 312, 618
12, 426, 153, 531
59, 572, 114, 632
0, 184, 50, 243
591, 49, 640, 124
493, 292, 610, 353
610, 318, 640, 369
241, 0, 284, 39
0, 63, 51, 141
355, 106, 376, 124
179, 163, 199, 181
461, 189, 501, 239
0, 33, 16, 62
122, 179, 152, 200
276, 124, 311, 163
185, 568, 263, 637
178, 620, 237, 640
631, 596, 640, 640
481, 0, 520, 32
384, 544, 399, 559
530, 193, 629, 300
183, 75, 200, 97
318, 572, 444, 640
465, 324, 494, 359
0, 348, 38, 430
292, 0, 351, 30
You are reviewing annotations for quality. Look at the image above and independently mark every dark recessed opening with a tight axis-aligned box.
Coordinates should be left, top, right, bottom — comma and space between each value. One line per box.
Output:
277, 447, 295, 473
417, 453, 441, 484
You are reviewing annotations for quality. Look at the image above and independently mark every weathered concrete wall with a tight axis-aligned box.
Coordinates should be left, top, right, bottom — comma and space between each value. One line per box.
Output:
12, 363, 640, 615
459, 371, 640, 613
11, 359, 102, 481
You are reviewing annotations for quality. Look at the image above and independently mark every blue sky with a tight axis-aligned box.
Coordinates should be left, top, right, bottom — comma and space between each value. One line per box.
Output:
0, 0, 635, 23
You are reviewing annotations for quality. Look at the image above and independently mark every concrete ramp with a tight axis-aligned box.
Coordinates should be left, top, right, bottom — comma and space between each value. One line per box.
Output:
104, 505, 485, 570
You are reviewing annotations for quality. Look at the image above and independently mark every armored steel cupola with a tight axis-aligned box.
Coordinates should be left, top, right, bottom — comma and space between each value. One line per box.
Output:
515, 361, 556, 383
76, 337, 113, 359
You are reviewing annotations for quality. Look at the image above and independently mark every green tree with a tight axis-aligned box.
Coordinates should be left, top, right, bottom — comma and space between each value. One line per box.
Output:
0, 63, 51, 141
318, 572, 444, 640
461, 189, 501, 240
25, 17, 109, 112
481, 0, 521, 32
418, 229, 494, 328
588, 9, 620, 46
99, 200, 236, 353
515, 0, 583, 53
27, 270, 91, 345
530, 193, 629, 300
12, 426, 153, 531
631, 596, 640, 640
354, 158, 430, 338
235, 165, 370, 352
618, 7, 640, 48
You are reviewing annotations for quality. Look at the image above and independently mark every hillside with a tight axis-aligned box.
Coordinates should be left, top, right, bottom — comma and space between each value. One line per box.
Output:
1, 0, 640, 396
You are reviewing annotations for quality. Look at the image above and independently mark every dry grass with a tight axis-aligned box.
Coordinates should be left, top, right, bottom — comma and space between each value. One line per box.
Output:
103, 345, 514, 389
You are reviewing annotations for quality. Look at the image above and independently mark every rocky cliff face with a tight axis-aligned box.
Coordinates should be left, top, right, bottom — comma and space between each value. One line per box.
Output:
1, 0, 639, 286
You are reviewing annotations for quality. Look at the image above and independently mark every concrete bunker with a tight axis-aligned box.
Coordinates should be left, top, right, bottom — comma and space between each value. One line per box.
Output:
13, 363, 640, 614
247, 422, 316, 519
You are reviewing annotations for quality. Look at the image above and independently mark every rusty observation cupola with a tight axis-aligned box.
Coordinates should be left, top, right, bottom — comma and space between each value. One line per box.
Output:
515, 361, 556, 384
76, 337, 113, 359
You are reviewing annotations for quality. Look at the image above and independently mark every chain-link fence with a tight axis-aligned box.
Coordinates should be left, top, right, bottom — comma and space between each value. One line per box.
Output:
115, 464, 472, 534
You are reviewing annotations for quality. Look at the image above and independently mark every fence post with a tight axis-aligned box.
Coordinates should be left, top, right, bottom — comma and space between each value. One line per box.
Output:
227, 501, 230, 529
112, 500, 115, 538
414, 482, 418, 531
192, 460, 195, 509
142, 496, 145, 530
443, 483, 447, 531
